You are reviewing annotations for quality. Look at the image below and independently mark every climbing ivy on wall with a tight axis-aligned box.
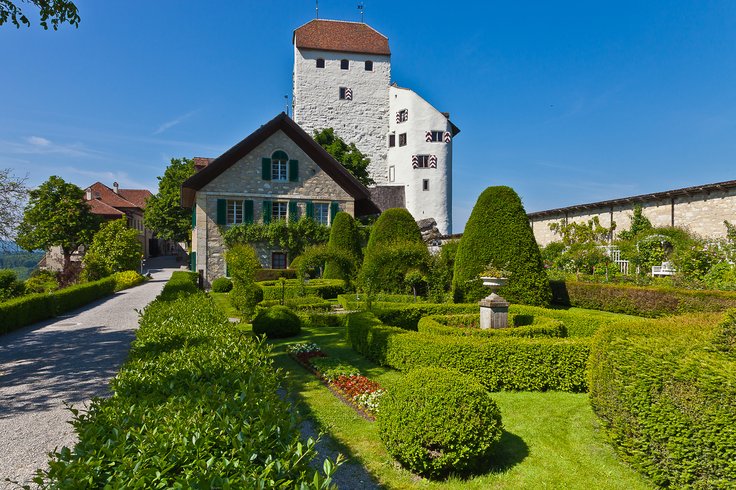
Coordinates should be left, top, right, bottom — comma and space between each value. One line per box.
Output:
223, 219, 330, 260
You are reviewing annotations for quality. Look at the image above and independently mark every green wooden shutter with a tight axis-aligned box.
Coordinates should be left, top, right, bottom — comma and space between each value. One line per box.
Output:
305, 201, 314, 219
244, 200, 254, 224
288, 201, 298, 222
289, 159, 299, 182
262, 200, 272, 223
330, 201, 339, 222
191, 206, 196, 228
216, 199, 227, 225
190, 251, 197, 272
262, 158, 271, 180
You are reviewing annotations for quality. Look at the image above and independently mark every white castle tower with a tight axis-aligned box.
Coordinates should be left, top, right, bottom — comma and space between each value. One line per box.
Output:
292, 19, 457, 234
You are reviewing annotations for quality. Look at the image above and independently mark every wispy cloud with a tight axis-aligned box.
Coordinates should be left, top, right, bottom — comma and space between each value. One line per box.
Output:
0, 136, 106, 159
154, 110, 199, 135
60, 166, 153, 190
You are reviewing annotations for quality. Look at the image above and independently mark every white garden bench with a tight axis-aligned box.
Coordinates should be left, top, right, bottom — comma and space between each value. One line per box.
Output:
651, 262, 676, 277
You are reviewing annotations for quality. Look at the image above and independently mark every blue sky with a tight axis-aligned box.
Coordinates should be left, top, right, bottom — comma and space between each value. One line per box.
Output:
2, 1, 735, 232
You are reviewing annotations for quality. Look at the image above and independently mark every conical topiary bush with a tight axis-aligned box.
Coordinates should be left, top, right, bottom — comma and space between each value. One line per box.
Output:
323, 211, 362, 279
452, 186, 551, 306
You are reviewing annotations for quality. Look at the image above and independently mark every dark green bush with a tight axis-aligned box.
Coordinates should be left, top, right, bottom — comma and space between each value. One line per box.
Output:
346, 312, 589, 391
211, 277, 233, 293
551, 279, 736, 317
713, 309, 736, 357
226, 244, 261, 319
366, 208, 423, 250
54, 276, 116, 313
39, 280, 339, 486
259, 296, 332, 312
302, 312, 347, 328
252, 305, 302, 338
254, 268, 297, 281
259, 278, 347, 300
0, 293, 56, 334
453, 186, 551, 306
589, 313, 736, 488
378, 367, 503, 479
0, 269, 25, 301
160, 271, 199, 301
324, 211, 362, 280
417, 314, 566, 338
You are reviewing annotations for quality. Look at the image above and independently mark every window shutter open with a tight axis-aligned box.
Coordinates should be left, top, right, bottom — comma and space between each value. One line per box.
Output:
244, 200, 254, 224
262, 200, 272, 223
330, 201, 339, 222
262, 158, 271, 180
216, 199, 226, 225
289, 160, 299, 182
191, 206, 196, 228
288, 201, 299, 221
305, 201, 314, 219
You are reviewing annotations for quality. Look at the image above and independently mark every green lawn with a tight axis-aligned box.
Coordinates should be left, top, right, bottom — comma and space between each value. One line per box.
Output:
209, 292, 241, 319
270, 325, 652, 490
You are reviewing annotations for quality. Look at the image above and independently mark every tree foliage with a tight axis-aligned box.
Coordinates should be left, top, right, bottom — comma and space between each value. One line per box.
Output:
83, 218, 142, 281
144, 158, 196, 243
453, 186, 551, 306
617, 205, 652, 241
323, 212, 362, 279
16, 175, 98, 274
0, 168, 28, 250
0, 0, 79, 29
313, 128, 375, 186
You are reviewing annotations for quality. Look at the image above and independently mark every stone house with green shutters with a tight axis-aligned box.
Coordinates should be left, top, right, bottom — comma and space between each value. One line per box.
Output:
181, 112, 380, 285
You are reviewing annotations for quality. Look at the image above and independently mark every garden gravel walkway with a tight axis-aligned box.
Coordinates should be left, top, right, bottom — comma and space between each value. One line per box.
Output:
0, 257, 181, 488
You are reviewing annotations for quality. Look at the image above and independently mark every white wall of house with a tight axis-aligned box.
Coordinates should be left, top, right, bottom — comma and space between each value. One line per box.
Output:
388, 86, 453, 235
293, 46, 390, 184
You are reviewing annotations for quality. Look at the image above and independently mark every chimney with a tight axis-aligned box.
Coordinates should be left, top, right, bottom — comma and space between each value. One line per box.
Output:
113, 182, 119, 194
85, 188, 92, 200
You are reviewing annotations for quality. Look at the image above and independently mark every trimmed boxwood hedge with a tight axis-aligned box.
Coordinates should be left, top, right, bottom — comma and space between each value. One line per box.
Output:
452, 186, 551, 306
39, 275, 338, 486
588, 312, 736, 488
258, 278, 347, 300
417, 313, 567, 338
252, 305, 302, 338
551, 279, 736, 317
0, 273, 145, 335
160, 271, 199, 301
258, 296, 332, 312
323, 211, 362, 280
346, 312, 589, 391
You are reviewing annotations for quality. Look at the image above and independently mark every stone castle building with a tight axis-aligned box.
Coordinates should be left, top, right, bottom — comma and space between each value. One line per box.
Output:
292, 19, 458, 234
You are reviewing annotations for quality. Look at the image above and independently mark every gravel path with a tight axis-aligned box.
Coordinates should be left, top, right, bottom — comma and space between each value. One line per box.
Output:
0, 257, 180, 488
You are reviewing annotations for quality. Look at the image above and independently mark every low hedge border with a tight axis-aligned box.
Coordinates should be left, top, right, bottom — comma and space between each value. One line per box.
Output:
552, 279, 736, 317
259, 279, 347, 300
346, 312, 589, 392
259, 297, 332, 312
38, 275, 339, 486
588, 311, 736, 487
417, 313, 567, 338
0, 272, 145, 335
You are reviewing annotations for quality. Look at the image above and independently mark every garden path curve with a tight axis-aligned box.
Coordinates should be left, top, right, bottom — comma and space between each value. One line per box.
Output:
0, 256, 181, 488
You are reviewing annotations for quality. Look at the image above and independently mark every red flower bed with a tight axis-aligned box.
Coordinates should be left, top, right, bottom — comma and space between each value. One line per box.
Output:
332, 375, 381, 398
294, 351, 326, 364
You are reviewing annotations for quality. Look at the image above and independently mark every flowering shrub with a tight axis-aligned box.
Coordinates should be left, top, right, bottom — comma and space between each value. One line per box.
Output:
286, 342, 321, 354
353, 389, 384, 414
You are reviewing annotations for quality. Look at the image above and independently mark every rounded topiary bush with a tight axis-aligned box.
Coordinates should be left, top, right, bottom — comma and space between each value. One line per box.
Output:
453, 186, 552, 306
211, 277, 233, 293
324, 212, 362, 279
378, 367, 503, 479
252, 305, 301, 338
366, 208, 423, 251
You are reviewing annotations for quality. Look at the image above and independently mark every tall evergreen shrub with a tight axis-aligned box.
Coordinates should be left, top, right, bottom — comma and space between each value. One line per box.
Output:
225, 244, 263, 319
453, 186, 551, 306
323, 212, 362, 279
361, 209, 428, 294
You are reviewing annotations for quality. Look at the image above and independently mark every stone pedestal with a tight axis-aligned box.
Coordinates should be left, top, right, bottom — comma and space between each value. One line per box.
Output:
479, 293, 510, 329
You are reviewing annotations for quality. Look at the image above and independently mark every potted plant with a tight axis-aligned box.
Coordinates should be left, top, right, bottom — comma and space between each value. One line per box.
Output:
479, 262, 512, 290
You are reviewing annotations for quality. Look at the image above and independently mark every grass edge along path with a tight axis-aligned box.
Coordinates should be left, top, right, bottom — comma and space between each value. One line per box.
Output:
270, 324, 652, 490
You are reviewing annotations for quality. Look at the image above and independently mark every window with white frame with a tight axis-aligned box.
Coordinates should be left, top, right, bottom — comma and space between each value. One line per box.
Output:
314, 202, 329, 225
272, 252, 287, 269
423, 179, 430, 191
272, 201, 287, 221
271, 151, 288, 181
427, 130, 444, 142
388, 166, 395, 182
226, 200, 244, 225
413, 155, 430, 168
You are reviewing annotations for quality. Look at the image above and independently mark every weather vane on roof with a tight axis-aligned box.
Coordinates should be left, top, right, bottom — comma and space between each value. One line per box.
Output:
357, 2, 364, 23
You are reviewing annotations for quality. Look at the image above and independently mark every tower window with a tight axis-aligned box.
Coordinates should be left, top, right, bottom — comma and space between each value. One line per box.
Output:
423, 179, 430, 191
340, 59, 349, 70
399, 133, 407, 147
388, 134, 395, 147
412, 155, 431, 169
316, 58, 325, 68
396, 109, 408, 123
339, 87, 353, 100
426, 130, 444, 142
365, 60, 373, 71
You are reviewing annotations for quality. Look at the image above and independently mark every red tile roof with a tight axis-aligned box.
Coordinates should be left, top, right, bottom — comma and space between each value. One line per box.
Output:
86, 198, 125, 217
86, 182, 138, 209
118, 189, 152, 209
193, 157, 214, 171
293, 19, 390, 56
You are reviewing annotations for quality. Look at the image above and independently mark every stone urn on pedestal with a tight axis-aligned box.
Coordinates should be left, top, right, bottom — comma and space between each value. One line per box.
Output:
479, 276, 510, 329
